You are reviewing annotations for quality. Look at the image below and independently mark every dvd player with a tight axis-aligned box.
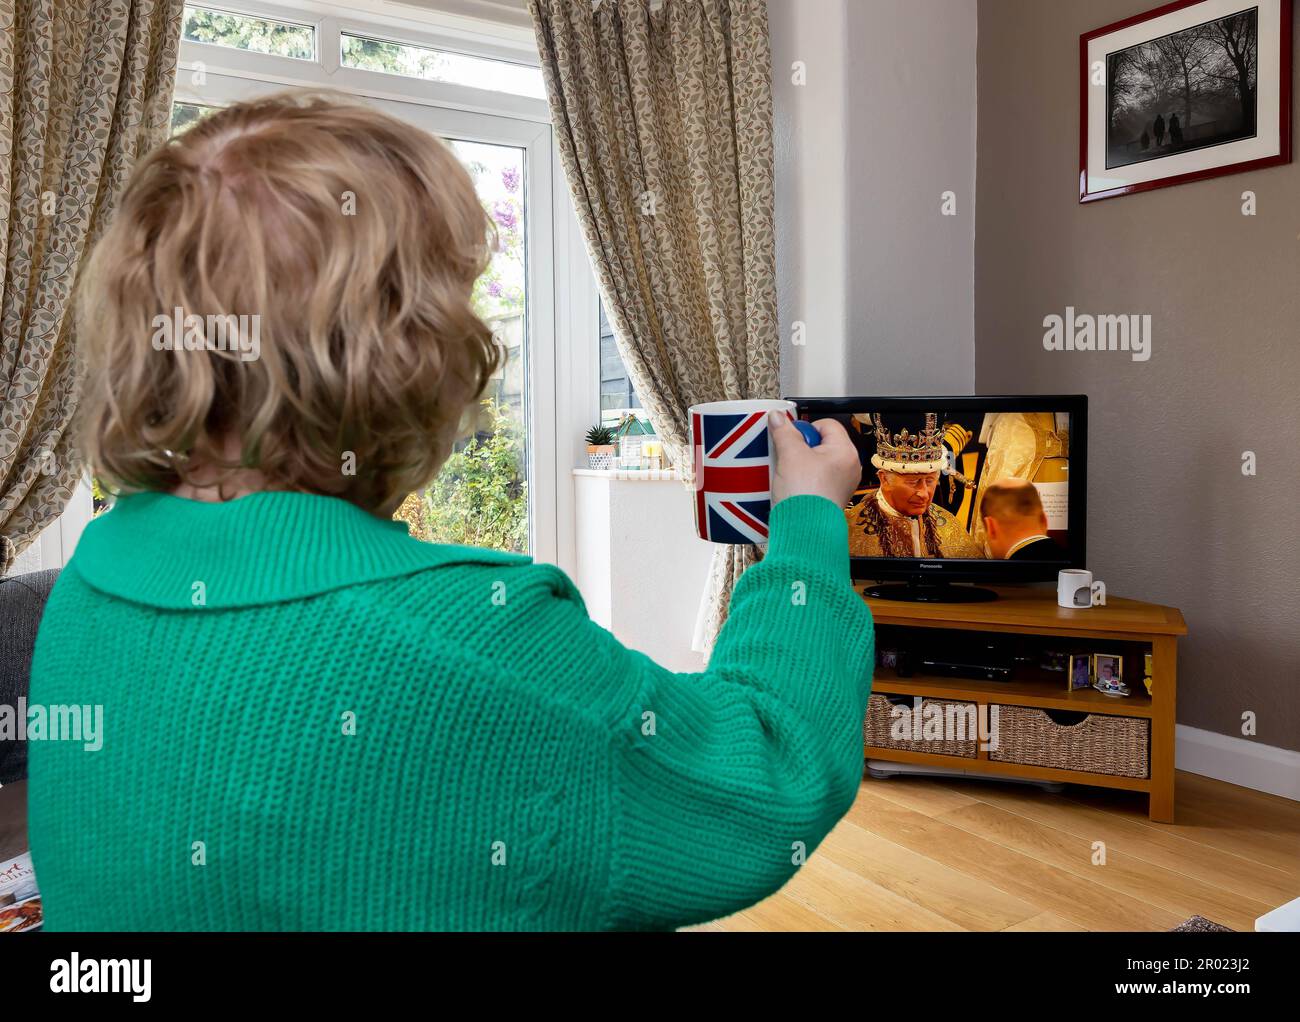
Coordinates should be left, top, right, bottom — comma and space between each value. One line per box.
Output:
915, 638, 1016, 681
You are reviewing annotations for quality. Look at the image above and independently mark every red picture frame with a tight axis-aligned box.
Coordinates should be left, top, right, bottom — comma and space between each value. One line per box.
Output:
1079, 0, 1292, 203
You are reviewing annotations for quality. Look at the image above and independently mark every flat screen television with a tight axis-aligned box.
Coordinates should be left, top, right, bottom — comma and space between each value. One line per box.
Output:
789, 396, 1087, 602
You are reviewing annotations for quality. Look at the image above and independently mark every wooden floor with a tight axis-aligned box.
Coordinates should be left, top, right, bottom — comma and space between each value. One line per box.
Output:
686, 770, 1300, 932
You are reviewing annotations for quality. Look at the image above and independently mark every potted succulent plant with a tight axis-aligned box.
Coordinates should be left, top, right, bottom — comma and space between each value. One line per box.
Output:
585, 424, 617, 470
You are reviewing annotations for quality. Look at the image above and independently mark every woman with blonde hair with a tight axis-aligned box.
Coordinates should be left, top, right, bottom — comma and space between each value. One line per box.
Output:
29, 91, 874, 931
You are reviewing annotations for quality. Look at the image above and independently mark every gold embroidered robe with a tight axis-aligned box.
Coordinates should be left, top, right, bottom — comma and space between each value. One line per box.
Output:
846, 490, 984, 559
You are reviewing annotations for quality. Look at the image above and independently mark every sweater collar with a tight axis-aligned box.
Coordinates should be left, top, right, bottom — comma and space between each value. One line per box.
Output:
69, 490, 530, 609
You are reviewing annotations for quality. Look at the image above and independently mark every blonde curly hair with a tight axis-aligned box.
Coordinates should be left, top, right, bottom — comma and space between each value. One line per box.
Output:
75, 89, 500, 515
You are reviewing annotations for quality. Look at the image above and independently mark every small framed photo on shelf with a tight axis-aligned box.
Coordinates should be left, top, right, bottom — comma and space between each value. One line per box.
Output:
1069, 653, 1092, 691
1092, 652, 1130, 697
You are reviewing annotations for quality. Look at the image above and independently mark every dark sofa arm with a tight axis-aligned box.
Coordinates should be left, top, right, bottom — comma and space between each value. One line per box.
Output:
0, 569, 59, 785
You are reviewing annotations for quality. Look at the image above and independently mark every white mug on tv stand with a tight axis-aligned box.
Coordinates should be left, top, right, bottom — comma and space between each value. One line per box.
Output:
1058, 569, 1106, 608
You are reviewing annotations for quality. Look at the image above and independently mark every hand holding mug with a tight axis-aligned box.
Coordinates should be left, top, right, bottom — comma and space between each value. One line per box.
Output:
768, 413, 861, 509
689, 399, 861, 545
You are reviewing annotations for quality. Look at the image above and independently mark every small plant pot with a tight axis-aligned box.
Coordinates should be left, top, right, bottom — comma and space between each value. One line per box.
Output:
587, 445, 616, 471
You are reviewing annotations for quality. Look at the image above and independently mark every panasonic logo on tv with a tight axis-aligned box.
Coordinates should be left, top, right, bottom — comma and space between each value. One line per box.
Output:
919, 564, 943, 570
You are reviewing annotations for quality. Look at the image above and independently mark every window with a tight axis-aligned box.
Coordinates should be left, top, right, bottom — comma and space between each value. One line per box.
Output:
417, 139, 531, 554
170, 100, 219, 133
599, 301, 642, 428
172, 4, 575, 563
340, 33, 547, 100
182, 4, 316, 60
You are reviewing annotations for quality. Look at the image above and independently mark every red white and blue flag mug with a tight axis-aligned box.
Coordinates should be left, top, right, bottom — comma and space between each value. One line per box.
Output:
690, 399, 803, 545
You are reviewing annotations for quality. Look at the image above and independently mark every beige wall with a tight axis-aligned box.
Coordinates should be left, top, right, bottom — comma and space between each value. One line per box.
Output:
845, 0, 978, 395
771, 0, 978, 396
976, 0, 1300, 752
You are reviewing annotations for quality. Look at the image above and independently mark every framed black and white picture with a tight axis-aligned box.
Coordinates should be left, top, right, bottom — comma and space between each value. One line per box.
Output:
1080, 0, 1292, 202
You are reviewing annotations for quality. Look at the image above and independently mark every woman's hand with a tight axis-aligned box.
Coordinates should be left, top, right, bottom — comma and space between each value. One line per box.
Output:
768, 412, 862, 509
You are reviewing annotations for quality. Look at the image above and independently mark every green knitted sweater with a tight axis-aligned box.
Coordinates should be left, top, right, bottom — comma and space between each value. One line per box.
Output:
28, 490, 874, 931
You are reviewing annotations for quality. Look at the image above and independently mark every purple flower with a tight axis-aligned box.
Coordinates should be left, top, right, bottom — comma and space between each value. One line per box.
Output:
493, 201, 518, 232
487, 280, 503, 297
502, 166, 520, 193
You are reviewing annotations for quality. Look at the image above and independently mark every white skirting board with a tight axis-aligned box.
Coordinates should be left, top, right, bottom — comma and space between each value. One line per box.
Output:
1175, 725, 1300, 803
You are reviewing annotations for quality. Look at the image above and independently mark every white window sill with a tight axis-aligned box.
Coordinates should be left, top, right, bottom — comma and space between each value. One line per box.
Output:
572, 468, 682, 482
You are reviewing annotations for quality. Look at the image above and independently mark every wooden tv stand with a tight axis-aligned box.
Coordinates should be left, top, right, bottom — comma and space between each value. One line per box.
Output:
858, 584, 1187, 823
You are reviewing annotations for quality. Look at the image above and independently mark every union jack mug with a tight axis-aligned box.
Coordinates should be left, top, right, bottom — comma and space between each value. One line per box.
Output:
689, 399, 801, 545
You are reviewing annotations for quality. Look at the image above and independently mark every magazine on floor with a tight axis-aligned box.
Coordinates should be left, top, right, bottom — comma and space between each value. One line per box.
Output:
0, 852, 42, 933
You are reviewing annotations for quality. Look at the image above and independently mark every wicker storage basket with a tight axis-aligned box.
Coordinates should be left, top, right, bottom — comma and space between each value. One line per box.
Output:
863, 693, 979, 759
989, 704, 1149, 778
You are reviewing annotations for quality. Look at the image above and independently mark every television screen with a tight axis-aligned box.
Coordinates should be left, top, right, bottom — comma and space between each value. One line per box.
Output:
792, 396, 1087, 586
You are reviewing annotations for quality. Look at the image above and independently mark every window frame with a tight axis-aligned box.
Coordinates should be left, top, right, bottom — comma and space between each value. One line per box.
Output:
164, 0, 602, 571
178, 1, 550, 122
39, 0, 601, 573
337, 28, 548, 100
181, 1, 320, 62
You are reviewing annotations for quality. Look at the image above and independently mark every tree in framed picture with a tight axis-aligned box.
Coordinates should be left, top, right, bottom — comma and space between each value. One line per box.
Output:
1080, 0, 1292, 202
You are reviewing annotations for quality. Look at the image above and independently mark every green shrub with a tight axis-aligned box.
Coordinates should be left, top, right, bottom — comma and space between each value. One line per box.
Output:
420, 399, 528, 553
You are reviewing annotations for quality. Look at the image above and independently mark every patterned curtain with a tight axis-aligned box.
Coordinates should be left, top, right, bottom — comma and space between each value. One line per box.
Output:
527, 0, 779, 653
0, 0, 185, 575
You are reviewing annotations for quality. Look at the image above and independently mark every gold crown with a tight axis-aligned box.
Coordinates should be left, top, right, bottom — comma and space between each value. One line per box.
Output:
872, 412, 946, 472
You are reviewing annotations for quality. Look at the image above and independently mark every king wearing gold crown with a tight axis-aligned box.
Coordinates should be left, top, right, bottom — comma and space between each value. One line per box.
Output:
847, 413, 984, 559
